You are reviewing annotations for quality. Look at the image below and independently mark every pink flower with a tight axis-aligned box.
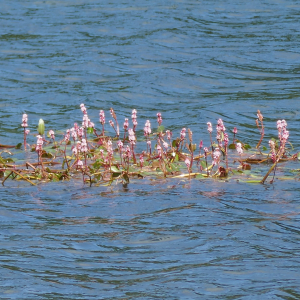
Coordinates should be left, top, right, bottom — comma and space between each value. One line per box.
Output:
70, 128, 77, 141
180, 128, 186, 140
282, 130, 289, 141
204, 147, 209, 153
157, 144, 162, 157
81, 139, 88, 153
99, 110, 105, 125
212, 148, 221, 165
207, 122, 212, 133
216, 118, 226, 132
64, 130, 70, 143
21, 114, 28, 128
224, 133, 229, 146
82, 114, 89, 128
48, 130, 55, 140
128, 128, 136, 145
72, 146, 78, 156
185, 158, 191, 168
144, 120, 151, 136
236, 142, 243, 155
77, 127, 84, 139
77, 160, 83, 168
80, 104, 87, 114
25, 129, 30, 135
123, 145, 132, 159
163, 141, 168, 150
269, 140, 276, 162
233, 127, 237, 134
157, 112, 162, 126
117, 140, 123, 149
199, 140, 203, 149
124, 118, 129, 130
166, 130, 172, 141
35, 135, 43, 152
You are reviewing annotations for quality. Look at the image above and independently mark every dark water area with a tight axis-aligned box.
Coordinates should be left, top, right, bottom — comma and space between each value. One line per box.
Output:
1, 0, 300, 299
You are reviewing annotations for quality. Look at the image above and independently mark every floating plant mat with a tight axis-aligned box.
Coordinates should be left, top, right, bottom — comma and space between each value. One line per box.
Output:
1, 108, 299, 187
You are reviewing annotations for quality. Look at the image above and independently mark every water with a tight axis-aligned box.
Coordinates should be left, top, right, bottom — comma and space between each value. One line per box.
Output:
1, 0, 300, 299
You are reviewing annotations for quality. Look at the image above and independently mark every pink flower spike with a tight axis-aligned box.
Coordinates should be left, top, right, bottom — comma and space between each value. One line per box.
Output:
212, 148, 221, 166
236, 142, 243, 155
157, 112, 162, 126
99, 110, 105, 125
123, 118, 129, 130
77, 160, 84, 168
185, 158, 191, 168
25, 129, 30, 135
233, 127, 237, 134
21, 114, 28, 127
144, 120, 151, 136
207, 122, 213, 133
80, 103, 87, 114
180, 128, 186, 140
199, 140, 203, 149
48, 130, 55, 140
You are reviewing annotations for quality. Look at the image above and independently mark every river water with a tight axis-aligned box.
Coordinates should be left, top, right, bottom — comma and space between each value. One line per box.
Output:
1, 0, 300, 299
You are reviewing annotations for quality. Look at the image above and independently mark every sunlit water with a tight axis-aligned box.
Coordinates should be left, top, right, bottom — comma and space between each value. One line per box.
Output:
1, 0, 300, 299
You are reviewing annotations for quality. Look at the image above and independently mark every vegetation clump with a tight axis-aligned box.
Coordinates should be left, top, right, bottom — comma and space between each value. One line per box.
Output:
0, 106, 298, 187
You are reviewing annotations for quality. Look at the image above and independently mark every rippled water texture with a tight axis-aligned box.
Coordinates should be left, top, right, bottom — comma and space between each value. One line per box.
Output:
1, 0, 300, 299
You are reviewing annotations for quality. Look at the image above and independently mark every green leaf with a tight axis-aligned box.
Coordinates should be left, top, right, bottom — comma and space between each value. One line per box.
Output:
15, 143, 22, 149
87, 127, 94, 134
244, 180, 261, 184
170, 163, 179, 171
157, 125, 165, 133
244, 144, 251, 150
110, 166, 120, 173
297, 152, 300, 161
112, 172, 122, 178
200, 160, 207, 169
196, 174, 205, 179
262, 146, 267, 151
229, 143, 236, 150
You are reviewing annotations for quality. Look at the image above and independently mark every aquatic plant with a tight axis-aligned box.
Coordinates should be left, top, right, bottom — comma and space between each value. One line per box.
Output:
0, 106, 299, 187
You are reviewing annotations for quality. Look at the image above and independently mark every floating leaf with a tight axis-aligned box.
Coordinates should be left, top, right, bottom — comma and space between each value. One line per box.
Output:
15, 143, 22, 149
196, 174, 205, 179
244, 144, 251, 150
229, 143, 236, 150
242, 164, 251, 170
